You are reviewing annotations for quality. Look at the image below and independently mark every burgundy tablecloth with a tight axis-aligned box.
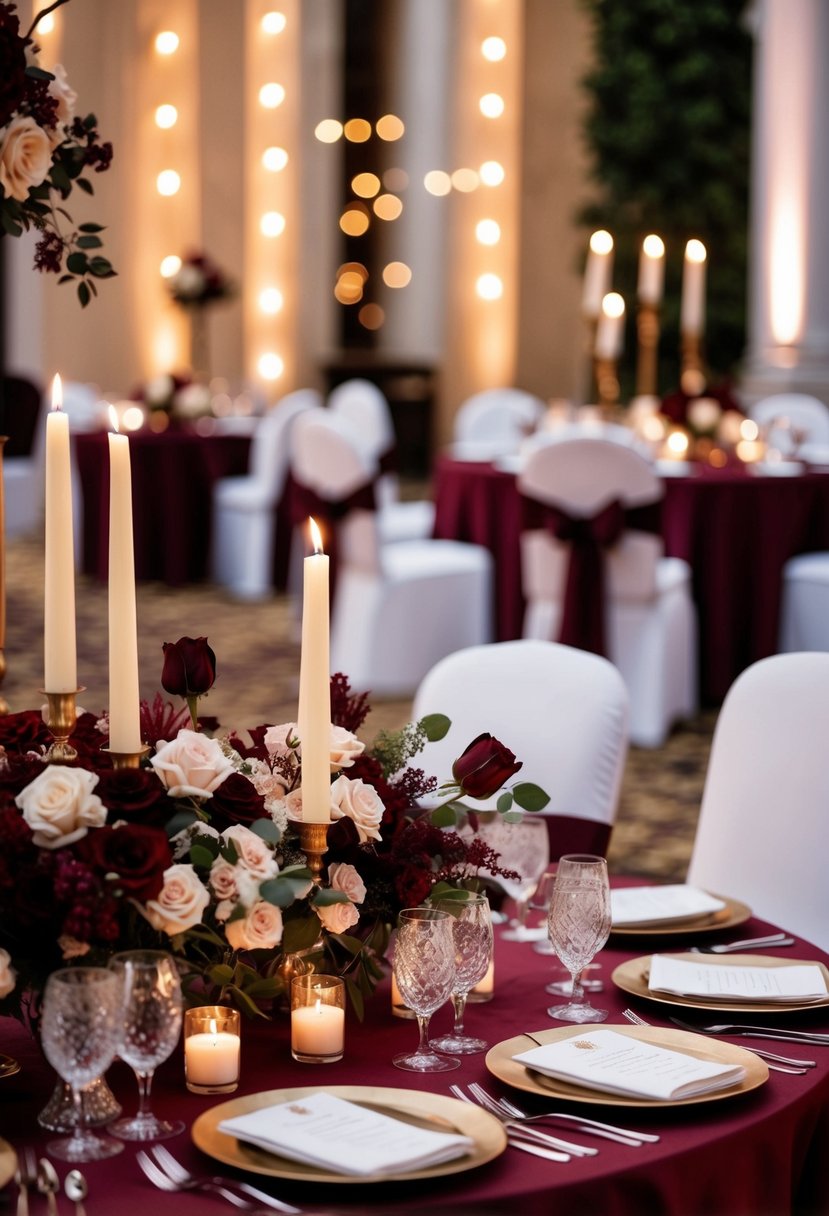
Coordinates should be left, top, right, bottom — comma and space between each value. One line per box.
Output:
74, 430, 252, 586
2, 911, 828, 1215
432, 457, 829, 704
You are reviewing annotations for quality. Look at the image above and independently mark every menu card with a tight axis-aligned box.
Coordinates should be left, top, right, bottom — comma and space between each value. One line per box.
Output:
218, 1092, 475, 1176
513, 1029, 746, 1100
611, 885, 726, 927
648, 955, 828, 1003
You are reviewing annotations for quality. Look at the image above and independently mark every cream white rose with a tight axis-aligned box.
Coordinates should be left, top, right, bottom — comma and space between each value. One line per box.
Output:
140, 863, 210, 935
329, 775, 384, 843
221, 824, 279, 881
0, 948, 16, 999
151, 729, 235, 799
263, 722, 299, 760
316, 900, 360, 933
15, 765, 106, 848
224, 901, 283, 951
0, 116, 52, 201
328, 862, 366, 905
328, 725, 364, 770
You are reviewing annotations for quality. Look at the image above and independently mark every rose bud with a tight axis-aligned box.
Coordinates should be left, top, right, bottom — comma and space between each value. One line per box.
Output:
452, 733, 522, 800
161, 637, 217, 697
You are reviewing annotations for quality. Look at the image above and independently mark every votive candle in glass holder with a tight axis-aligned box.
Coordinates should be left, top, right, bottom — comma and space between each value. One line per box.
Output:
291, 975, 345, 1063
468, 957, 495, 1004
184, 1006, 241, 1094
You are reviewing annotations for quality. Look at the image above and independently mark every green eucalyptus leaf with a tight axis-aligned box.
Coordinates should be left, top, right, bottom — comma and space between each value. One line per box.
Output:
512, 782, 550, 811
420, 713, 451, 741
429, 802, 459, 828
312, 888, 349, 906
249, 818, 280, 844
76, 177, 94, 194
189, 843, 215, 870
502, 810, 524, 823
207, 964, 235, 986
496, 791, 514, 813
77, 281, 90, 308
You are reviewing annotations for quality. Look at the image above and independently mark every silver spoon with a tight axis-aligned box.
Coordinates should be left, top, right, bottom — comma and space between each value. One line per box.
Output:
37, 1158, 59, 1216
65, 1168, 89, 1216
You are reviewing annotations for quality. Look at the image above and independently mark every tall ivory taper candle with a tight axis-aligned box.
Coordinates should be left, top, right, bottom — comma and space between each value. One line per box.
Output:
297, 518, 331, 823
107, 408, 142, 752
44, 375, 77, 691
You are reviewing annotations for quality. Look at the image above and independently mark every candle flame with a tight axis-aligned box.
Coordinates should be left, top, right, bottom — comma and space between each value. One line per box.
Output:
643, 234, 665, 259
108, 404, 120, 434
601, 291, 625, 319
309, 516, 324, 555
589, 229, 613, 255
51, 373, 63, 411
209, 1018, 218, 1036
314, 997, 322, 1015
685, 238, 707, 264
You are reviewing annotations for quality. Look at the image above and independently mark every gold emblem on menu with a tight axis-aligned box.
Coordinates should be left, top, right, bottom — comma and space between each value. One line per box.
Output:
573, 1040, 599, 1050
288, 1103, 312, 1115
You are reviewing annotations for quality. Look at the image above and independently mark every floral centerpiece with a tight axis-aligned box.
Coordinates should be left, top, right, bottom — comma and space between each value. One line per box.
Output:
0, 0, 115, 305
166, 251, 234, 309
0, 638, 547, 1023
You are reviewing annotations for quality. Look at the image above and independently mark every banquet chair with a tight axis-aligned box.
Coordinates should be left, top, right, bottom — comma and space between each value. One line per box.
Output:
686, 652, 829, 950
518, 437, 697, 748
411, 639, 629, 857
290, 410, 493, 694
778, 552, 829, 651
328, 378, 434, 541
453, 387, 546, 455
748, 392, 829, 456
211, 388, 320, 599
3, 374, 45, 537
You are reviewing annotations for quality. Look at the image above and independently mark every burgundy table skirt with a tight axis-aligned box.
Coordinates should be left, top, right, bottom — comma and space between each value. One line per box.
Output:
74, 429, 252, 587
432, 456, 829, 704
2, 912, 828, 1216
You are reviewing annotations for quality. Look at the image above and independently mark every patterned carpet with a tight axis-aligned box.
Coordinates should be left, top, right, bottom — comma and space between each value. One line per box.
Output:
2, 535, 714, 882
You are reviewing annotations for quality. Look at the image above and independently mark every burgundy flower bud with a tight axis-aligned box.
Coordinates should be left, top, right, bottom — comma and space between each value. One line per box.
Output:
161, 637, 216, 697
209, 772, 267, 827
451, 733, 522, 800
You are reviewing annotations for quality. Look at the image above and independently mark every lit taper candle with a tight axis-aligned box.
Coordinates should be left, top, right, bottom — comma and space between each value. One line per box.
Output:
638, 234, 665, 305
44, 374, 77, 691
595, 292, 626, 359
582, 230, 614, 318
681, 239, 707, 335
107, 407, 142, 752
297, 518, 331, 823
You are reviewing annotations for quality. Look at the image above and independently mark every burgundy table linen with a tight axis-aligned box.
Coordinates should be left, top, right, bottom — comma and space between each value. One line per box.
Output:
74, 430, 252, 586
432, 456, 829, 704
2, 912, 828, 1216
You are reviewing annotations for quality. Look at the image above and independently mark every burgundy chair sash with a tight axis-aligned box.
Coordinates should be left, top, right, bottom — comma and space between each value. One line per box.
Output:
378, 441, 398, 474
522, 497, 626, 657
285, 471, 377, 595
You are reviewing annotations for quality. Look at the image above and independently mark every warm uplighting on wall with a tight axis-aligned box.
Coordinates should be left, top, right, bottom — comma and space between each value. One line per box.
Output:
479, 93, 505, 119
352, 172, 381, 198
258, 287, 284, 314
36, 12, 55, 34
376, 114, 405, 141
476, 273, 503, 300
384, 167, 409, 191
261, 10, 286, 35
260, 211, 286, 237
315, 119, 343, 143
770, 191, 804, 345
344, 118, 372, 143
257, 352, 285, 379
481, 35, 506, 61
155, 30, 180, 55
452, 168, 479, 192
155, 104, 178, 129
479, 160, 505, 187
262, 146, 289, 171
383, 262, 412, 289
259, 82, 285, 109
373, 194, 403, 221
156, 169, 181, 196
476, 219, 501, 245
339, 205, 370, 236
160, 255, 182, 278
424, 170, 452, 196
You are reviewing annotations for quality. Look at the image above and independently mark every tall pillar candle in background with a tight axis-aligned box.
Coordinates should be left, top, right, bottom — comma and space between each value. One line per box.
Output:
638, 234, 666, 305
107, 408, 141, 752
44, 374, 77, 691
582, 230, 614, 318
681, 239, 707, 335
297, 517, 331, 822
595, 293, 626, 359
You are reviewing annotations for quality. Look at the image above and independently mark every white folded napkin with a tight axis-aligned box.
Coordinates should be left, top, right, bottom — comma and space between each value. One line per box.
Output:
218, 1092, 475, 1176
648, 955, 828, 1003
513, 1029, 746, 1100
611, 885, 726, 927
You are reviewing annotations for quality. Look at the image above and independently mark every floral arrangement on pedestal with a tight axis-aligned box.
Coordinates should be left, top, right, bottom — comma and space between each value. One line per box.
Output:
130, 373, 213, 425
166, 251, 235, 379
0, 0, 115, 305
0, 637, 547, 1022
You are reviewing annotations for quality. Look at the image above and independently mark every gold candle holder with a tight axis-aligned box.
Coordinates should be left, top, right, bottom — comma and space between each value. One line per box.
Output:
41, 687, 85, 763
680, 331, 707, 397
0, 435, 7, 716
594, 356, 621, 411
101, 745, 151, 770
578, 315, 600, 405
636, 302, 661, 398
297, 820, 330, 885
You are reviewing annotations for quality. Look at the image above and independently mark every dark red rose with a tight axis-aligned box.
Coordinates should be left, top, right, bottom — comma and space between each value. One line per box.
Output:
0, 709, 51, 754
209, 772, 266, 827
0, 753, 45, 799
451, 733, 522, 800
161, 637, 216, 697
78, 824, 172, 902
0, 5, 27, 129
96, 768, 169, 827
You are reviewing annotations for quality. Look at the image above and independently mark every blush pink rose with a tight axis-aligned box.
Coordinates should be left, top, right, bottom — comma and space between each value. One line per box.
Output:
220, 824, 278, 881
151, 729, 235, 799
316, 900, 360, 933
328, 862, 366, 904
224, 901, 284, 950
0, 116, 51, 200
329, 775, 384, 843
0, 948, 16, 999
140, 863, 210, 935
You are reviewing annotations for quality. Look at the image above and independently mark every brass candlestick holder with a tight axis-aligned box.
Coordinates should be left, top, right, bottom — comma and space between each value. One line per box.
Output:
579, 315, 600, 405
297, 820, 330, 885
42, 688, 85, 763
680, 331, 707, 397
594, 356, 621, 412
101, 745, 151, 770
636, 302, 661, 397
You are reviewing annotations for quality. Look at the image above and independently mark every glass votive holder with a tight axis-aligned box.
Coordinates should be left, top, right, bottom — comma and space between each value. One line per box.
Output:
184, 1006, 241, 1094
467, 957, 495, 1004
291, 975, 345, 1063
390, 971, 416, 1019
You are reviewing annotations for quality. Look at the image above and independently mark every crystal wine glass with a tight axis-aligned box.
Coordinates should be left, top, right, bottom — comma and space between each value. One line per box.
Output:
546, 854, 612, 1023
108, 950, 184, 1141
392, 907, 459, 1072
530, 868, 605, 994
476, 812, 550, 941
40, 967, 123, 1161
429, 894, 494, 1054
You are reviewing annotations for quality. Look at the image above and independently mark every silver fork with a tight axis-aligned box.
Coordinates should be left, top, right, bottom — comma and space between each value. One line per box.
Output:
493, 1093, 660, 1145
449, 1085, 573, 1160
14, 1146, 38, 1216
658, 1016, 829, 1046
466, 1083, 598, 1157
136, 1150, 257, 1210
622, 1008, 813, 1073
150, 1145, 302, 1214
690, 933, 795, 953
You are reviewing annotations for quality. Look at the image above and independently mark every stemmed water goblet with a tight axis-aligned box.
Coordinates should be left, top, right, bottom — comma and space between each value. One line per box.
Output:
531, 868, 605, 995
429, 894, 494, 1054
392, 907, 459, 1072
546, 853, 611, 1023
476, 812, 550, 941
108, 950, 185, 1141
40, 967, 124, 1161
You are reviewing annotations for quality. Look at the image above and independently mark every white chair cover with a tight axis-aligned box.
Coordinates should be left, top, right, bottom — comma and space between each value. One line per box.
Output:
211, 388, 320, 599
779, 552, 829, 652
749, 393, 829, 456
453, 387, 546, 454
687, 652, 829, 949
518, 438, 697, 748
290, 411, 493, 695
412, 639, 629, 856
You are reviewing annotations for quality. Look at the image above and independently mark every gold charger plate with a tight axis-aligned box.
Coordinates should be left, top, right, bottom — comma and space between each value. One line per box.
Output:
486, 1024, 767, 1109
192, 1085, 507, 1184
0, 1138, 16, 1191
609, 894, 751, 938
0, 1054, 20, 1080
612, 953, 829, 1013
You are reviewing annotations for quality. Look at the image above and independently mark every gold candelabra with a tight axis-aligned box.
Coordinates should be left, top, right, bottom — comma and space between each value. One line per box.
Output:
41, 688, 85, 763
579, 315, 600, 405
594, 356, 621, 411
297, 820, 330, 885
636, 302, 661, 398
102, 745, 151, 770
680, 331, 707, 397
